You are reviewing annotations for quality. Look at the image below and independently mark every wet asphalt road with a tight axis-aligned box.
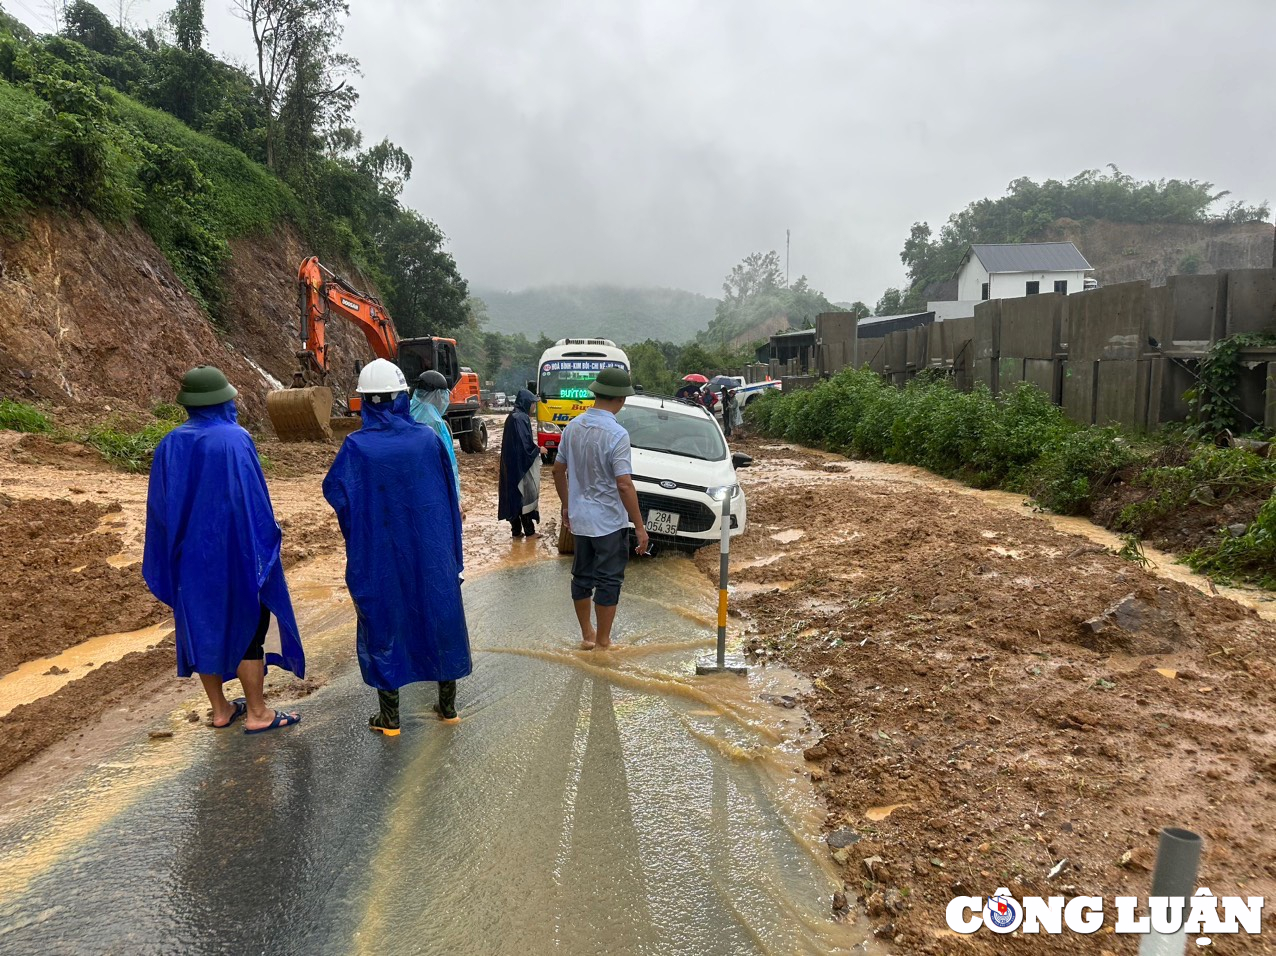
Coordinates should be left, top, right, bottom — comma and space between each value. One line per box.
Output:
0, 560, 861, 955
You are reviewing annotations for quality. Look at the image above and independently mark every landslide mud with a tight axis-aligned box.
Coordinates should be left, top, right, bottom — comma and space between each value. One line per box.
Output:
711, 435, 1276, 953
0, 494, 165, 675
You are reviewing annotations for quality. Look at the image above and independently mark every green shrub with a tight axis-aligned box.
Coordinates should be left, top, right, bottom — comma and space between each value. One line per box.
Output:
1016, 426, 1136, 514
751, 369, 1138, 515
82, 419, 176, 471
152, 401, 187, 423
1188, 492, 1276, 588
1116, 445, 1276, 532
0, 398, 52, 433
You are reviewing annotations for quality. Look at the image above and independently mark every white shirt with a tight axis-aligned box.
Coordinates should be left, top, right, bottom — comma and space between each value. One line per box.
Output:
559, 407, 632, 537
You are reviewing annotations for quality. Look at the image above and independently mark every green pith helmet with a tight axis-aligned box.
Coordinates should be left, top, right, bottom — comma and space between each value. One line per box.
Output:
176, 365, 238, 407
589, 367, 635, 398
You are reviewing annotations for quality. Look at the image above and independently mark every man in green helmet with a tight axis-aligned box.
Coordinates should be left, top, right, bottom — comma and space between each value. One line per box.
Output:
551, 367, 648, 651
144, 366, 306, 734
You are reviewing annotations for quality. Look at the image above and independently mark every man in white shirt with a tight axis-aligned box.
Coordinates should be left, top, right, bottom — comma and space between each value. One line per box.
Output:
552, 368, 649, 650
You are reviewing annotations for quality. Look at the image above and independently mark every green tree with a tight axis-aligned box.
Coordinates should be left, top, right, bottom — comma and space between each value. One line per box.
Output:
847, 301, 870, 319
677, 343, 714, 377
231, 0, 353, 170
627, 340, 674, 393
874, 288, 904, 316
482, 330, 506, 383
170, 0, 204, 52
382, 211, 468, 337
721, 249, 783, 305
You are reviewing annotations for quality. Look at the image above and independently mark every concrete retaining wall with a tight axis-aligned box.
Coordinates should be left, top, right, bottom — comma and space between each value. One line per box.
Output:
779, 268, 1276, 434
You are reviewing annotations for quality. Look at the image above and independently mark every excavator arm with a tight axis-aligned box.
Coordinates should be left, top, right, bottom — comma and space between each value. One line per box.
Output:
268, 257, 401, 441
269, 256, 485, 449
295, 256, 399, 383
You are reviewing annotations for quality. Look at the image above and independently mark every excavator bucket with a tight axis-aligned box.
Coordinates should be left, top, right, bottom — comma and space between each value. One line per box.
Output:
267, 387, 334, 442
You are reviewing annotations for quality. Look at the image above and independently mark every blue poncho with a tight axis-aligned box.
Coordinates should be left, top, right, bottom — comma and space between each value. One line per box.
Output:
143, 401, 305, 681
323, 394, 472, 690
409, 392, 461, 501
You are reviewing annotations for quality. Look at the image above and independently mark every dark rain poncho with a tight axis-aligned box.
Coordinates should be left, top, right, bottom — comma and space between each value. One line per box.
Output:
322, 393, 472, 690
143, 401, 305, 681
497, 389, 541, 523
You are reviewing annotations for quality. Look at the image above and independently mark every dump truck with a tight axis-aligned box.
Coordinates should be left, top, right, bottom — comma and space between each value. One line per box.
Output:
266, 257, 487, 451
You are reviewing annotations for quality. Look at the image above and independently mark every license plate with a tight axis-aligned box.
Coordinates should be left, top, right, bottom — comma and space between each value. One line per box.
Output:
646, 509, 680, 535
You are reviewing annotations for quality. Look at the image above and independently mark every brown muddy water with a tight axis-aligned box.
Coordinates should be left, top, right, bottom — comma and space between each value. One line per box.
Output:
0, 554, 878, 955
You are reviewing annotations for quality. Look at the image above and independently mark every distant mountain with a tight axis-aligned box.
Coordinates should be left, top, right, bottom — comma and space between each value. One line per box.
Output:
472, 284, 718, 344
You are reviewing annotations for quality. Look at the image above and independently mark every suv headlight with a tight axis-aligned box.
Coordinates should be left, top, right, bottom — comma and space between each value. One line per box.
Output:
707, 483, 740, 502
539, 421, 561, 435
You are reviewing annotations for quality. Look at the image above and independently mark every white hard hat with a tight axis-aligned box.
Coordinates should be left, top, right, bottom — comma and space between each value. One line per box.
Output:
355, 358, 408, 395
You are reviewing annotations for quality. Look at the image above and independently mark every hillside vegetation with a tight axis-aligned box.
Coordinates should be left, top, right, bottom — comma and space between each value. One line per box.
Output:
474, 284, 717, 344
0, 0, 468, 337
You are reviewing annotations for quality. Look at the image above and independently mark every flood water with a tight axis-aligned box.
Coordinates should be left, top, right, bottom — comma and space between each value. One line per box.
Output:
0, 558, 870, 955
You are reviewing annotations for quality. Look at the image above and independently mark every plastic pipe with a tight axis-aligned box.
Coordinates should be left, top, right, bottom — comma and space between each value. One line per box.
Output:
1138, 828, 1203, 956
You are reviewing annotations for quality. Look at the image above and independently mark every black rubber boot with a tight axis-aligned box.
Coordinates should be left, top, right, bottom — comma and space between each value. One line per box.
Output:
434, 681, 459, 723
370, 689, 401, 736
521, 515, 537, 536
510, 520, 524, 538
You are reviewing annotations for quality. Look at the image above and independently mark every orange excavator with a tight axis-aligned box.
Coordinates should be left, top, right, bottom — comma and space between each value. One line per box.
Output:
266, 257, 486, 450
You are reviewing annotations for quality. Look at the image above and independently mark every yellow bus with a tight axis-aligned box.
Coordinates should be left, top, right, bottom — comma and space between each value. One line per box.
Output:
534, 338, 631, 464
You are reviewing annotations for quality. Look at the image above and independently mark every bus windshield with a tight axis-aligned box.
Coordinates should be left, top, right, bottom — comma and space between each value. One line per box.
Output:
538, 359, 628, 401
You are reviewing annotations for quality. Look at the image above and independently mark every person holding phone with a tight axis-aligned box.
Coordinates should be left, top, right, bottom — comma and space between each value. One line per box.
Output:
552, 367, 649, 651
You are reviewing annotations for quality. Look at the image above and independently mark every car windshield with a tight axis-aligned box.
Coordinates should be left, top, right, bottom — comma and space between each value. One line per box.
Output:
615, 404, 727, 461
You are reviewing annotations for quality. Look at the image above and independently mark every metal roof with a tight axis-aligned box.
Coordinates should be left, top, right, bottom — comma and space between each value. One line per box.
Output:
858, 311, 932, 328
964, 242, 1092, 275
770, 328, 816, 339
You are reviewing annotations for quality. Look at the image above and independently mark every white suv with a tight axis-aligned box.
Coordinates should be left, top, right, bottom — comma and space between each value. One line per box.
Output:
616, 394, 750, 551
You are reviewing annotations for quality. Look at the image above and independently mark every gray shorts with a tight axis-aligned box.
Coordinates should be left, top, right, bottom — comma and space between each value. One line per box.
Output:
571, 528, 630, 607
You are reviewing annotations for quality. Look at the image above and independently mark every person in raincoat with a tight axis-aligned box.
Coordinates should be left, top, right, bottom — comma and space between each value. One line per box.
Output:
143, 365, 304, 735
497, 389, 541, 538
323, 359, 472, 735
410, 370, 463, 519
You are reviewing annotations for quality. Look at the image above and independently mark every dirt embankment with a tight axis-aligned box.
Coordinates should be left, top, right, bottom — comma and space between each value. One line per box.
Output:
0, 213, 375, 430
710, 436, 1276, 953
0, 494, 165, 675
1042, 218, 1273, 287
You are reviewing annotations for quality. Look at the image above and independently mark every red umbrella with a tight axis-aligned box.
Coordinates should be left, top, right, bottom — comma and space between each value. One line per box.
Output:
682, 373, 709, 383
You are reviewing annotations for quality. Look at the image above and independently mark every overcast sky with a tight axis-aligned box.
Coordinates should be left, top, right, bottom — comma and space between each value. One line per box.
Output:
9, 0, 1276, 302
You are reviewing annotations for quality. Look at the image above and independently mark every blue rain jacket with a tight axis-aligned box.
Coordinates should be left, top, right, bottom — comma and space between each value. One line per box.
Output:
410, 392, 461, 501
143, 401, 305, 681
323, 394, 471, 690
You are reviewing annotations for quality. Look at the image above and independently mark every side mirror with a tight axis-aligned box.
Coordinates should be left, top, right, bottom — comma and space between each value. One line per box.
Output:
732, 452, 754, 469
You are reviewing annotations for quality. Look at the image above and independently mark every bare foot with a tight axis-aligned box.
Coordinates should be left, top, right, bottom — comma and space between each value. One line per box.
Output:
595, 639, 614, 651
579, 627, 597, 650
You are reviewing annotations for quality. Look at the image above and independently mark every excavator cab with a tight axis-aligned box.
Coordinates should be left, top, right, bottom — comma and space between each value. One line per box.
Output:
398, 337, 460, 391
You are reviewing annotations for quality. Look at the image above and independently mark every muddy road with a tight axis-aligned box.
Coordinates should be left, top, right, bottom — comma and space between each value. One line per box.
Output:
0, 421, 870, 955
2, 420, 1276, 952
712, 435, 1276, 953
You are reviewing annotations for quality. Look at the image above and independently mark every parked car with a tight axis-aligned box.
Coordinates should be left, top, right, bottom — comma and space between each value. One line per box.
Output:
493, 392, 508, 407
557, 394, 750, 554
736, 379, 782, 405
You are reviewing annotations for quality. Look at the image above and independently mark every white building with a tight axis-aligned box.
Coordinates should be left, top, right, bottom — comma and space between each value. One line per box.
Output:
956, 242, 1092, 301
930, 242, 1093, 321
